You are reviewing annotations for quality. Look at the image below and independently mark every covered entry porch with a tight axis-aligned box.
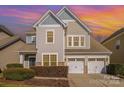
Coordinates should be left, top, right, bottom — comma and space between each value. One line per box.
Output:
20, 53, 36, 68
19, 44, 37, 68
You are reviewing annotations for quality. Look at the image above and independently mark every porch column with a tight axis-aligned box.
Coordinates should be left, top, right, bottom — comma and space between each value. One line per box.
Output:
20, 54, 24, 64
84, 56, 88, 75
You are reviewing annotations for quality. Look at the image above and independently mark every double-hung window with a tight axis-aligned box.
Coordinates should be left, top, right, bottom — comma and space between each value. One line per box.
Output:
47, 31, 54, 44
68, 37, 72, 46
67, 35, 85, 47
43, 54, 57, 66
73, 37, 79, 46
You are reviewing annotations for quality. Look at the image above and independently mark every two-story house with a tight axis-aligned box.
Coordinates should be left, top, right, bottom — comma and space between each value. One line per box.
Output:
0, 25, 25, 70
102, 28, 124, 64
19, 7, 112, 74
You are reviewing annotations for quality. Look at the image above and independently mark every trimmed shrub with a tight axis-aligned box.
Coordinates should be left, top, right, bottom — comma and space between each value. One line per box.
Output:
107, 64, 124, 75
6, 63, 23, 68
31, 66, 68, 77
3, 68, 35, 81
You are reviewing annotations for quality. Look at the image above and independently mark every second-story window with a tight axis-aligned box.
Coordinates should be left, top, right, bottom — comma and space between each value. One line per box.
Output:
26, 35, 36, 44
31, 36, 36, 44
80, 36, 84, 46
67, 35, 85, 47
115, 39, 120, 50
68, 37, 72, 46
47, 31, 54, 43
73, 37, 79, 46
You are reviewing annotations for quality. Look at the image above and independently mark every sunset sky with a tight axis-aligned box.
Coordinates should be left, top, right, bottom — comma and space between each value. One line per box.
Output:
0, 5, 124, 41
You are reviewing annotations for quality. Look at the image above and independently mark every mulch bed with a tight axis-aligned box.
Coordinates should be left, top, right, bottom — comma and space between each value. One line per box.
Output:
25, 78, 69, 87
0, 77, 69, 87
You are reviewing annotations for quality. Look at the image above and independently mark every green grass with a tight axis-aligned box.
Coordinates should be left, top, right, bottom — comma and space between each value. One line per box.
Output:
0, 82, 30, 87
0, 73, 31, 87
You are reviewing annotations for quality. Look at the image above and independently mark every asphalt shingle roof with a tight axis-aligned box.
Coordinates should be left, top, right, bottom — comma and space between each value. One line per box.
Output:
0, 36, 21, 50
102, 28, 124, 44
65, 37, 112, 55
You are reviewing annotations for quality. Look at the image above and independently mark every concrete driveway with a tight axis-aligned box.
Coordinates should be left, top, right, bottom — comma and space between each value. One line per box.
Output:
68, 74, 124, 87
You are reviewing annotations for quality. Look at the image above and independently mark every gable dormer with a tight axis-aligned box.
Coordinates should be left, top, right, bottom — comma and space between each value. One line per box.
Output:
33, 10, 66, 28
57, 7, 91, 49
57, 7, 91, 33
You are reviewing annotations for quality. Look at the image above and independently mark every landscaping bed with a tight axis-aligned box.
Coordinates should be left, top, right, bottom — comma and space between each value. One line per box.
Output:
31, 66, 68, 77
107, 64, 124, 75
0, 64, 69, 87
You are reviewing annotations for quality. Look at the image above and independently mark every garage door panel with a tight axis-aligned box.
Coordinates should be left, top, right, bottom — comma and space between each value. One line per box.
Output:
88, 61, 105, 74
68, 61, 84, 73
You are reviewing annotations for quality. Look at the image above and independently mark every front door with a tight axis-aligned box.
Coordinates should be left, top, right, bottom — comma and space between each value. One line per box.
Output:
29, 57, 36, 67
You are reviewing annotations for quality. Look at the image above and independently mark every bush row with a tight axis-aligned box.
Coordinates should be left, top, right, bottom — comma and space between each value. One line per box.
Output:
3, 68, 35, 81
107, 64, 124, 76
31, 66, 68, 77
6, 63, 23, 68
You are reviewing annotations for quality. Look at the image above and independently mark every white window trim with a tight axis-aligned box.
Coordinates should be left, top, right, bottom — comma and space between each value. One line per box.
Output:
46, 29, 55, 44
31, 36, 36, 43
42, 53, 58, 66
67, 35, 86, 47
26, 35, 36, 44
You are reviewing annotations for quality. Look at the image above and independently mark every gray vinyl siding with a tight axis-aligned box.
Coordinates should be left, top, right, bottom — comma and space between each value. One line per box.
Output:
58, 10, 74, 20
65, 21, 90, 49
36, 26, 64, 63
39, 14, 60, 25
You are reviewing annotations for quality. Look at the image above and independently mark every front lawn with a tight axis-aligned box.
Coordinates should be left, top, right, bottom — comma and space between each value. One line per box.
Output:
0, 76, 69, 87
0, 82, 30, 87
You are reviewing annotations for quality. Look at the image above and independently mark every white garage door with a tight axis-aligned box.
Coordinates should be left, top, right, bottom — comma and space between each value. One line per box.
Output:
68, 58, 84, 73
88, 60, 105, 74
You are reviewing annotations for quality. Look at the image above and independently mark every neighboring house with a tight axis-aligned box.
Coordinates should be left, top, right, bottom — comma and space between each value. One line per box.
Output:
19, 7, 111, 74
102, 28, 124, 64
0, 25, 25, 69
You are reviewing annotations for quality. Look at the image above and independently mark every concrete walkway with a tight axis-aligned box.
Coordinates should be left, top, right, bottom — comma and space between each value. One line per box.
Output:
68, 74, 124, 87
34, 76, 67, 80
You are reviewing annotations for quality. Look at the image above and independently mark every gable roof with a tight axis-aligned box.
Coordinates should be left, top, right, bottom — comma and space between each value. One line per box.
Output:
57, 7, 91, 33
65, 37, 112, 55
0, 36, 24, 50
102, 28, 124, 44
33, 10, 67, 28
19, 44, 36, 53
0, 25, 14, 36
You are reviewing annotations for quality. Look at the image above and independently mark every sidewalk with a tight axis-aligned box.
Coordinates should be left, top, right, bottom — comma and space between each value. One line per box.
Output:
34, 76, 68, 80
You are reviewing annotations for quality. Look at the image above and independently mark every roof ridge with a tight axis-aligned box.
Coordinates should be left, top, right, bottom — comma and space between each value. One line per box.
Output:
102, 27, 124, 44
0, 36, 22, 50
33, 9, 67, 28
0, 25, 14, 36
56, 6, 91, 33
